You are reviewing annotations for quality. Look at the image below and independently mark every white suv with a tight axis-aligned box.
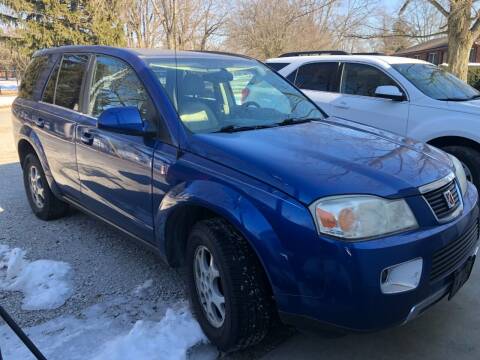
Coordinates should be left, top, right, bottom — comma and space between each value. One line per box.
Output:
266, 53, 480, 189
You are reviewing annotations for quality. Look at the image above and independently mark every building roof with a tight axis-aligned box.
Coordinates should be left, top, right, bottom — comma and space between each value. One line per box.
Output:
395, 37, 449, 55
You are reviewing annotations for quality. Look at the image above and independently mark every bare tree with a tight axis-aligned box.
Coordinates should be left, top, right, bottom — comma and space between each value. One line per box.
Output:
225, 0, 340, 59
126, 0, 163, 47
400, 0, 445, 43
125, 0, 227, 50
401, 0, 480, 80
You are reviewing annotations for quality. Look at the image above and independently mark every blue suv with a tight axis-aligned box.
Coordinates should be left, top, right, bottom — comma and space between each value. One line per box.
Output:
12, 46, 479, 351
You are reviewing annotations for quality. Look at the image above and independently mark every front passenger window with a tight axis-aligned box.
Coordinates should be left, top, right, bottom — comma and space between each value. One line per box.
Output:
88, 55, 157, 129
341, 63, 398, 97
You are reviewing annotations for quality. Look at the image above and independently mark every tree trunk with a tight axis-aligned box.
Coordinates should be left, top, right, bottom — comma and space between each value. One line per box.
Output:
447, 0, 474, 80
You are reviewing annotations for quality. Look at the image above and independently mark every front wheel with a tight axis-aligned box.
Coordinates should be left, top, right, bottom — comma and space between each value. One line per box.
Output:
442, 146, 480, 191
186, 218, 273, 352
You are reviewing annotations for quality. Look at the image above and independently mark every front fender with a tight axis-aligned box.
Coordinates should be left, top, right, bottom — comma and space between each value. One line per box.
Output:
154, 179, 308, 297
408, 110, 480, 144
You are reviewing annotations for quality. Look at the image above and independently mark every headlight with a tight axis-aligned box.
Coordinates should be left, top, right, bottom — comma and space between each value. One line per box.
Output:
448, 154, 468, 196
309, 195, 418, 240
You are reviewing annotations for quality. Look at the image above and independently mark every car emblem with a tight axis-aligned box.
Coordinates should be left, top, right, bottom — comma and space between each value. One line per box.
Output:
443, 190, 456, 209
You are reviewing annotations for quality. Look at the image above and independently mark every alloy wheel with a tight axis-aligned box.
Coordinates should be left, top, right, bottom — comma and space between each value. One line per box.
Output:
193, 245, 226, 328
29, 165, 45, 209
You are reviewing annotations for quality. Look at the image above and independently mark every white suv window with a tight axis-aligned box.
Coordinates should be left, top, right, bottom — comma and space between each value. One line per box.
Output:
341, 63, 398, 97
295, 62, 339, 92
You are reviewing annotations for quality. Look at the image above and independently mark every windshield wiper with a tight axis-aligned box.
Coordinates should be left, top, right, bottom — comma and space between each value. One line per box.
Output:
437, 97, 471, 102
214, 118, 316, 133
469, 94, 480, 100
276, 118, 315, 126
214, 124, 273, 133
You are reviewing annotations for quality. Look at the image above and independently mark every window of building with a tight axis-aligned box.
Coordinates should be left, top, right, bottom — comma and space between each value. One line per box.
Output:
469, 48, 477, 63
427, 52, 438, 65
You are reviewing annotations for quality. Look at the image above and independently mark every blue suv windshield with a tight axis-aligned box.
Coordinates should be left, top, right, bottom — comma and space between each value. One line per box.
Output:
393, 63, 480, 101
147, 57, 324, 133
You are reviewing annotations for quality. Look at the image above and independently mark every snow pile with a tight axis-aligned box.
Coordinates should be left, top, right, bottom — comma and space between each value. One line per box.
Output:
93, 307, 208, 360
0, 280, 216, 360
0, 245, 73, 310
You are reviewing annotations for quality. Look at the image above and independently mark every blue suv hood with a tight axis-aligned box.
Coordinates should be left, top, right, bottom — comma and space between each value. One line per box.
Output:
187, 118, 453, 205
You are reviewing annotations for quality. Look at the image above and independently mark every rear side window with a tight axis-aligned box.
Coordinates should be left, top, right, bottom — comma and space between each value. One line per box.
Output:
341, 63, 397, 97
266, 62, 290, 72
295, 62, 339, 92
42, 61, 60, 104
19, 56, 49, 99
54, 54, 89, 110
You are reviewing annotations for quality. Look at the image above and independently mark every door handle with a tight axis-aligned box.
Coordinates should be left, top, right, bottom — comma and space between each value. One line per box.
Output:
334, 102, 350, 110
80, 131, 94, 145
34, 118, 44, 128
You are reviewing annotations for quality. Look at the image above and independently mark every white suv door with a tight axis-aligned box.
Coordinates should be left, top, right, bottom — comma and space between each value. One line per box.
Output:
330, 62, 410, 136
291, 61, 341, 114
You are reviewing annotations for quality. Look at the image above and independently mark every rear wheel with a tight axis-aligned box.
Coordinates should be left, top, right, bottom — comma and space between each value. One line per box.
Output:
22, 153, 68, 220
186, 218, 273, 352
442, 146, 480, 191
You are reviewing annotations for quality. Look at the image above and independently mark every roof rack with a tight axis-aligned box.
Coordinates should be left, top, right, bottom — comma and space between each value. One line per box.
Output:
352, 52, 385, 56
193, 50, 255, 60
278, 50, 349, 57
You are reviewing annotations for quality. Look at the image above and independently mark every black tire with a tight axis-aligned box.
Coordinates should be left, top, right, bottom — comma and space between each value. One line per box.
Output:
442, 145, 480, 191
22, 153, 68, 220
186, 218, 273, 352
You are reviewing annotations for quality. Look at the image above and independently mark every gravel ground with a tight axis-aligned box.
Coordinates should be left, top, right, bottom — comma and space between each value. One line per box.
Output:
0, 107, 293, 358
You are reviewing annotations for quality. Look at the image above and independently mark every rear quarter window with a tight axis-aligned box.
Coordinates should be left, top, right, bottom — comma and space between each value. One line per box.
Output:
265, 62, 290, 72
18, 56, 50, 100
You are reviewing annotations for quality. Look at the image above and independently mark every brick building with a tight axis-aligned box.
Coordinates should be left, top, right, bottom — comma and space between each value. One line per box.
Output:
395, 37, 480, 65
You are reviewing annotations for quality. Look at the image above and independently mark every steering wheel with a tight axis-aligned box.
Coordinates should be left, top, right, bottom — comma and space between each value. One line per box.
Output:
241, 101, 261, 109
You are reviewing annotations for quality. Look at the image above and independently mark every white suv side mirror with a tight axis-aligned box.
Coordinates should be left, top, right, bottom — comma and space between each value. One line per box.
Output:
375, 85, 405, 101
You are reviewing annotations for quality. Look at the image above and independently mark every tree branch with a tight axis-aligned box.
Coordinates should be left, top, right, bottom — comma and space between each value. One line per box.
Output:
400, 0, 449, 18
426, 0, 449, 17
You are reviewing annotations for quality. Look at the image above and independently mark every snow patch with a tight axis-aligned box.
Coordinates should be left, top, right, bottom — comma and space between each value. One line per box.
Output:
92, 307, 207, 360
134, 278, 153, 295
0, 245, 73, 310
0, 287, 216, 360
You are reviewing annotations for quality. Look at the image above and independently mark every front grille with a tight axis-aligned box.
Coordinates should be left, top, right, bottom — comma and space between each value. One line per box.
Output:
423, 180, 461, 221
430, 219, 479, 282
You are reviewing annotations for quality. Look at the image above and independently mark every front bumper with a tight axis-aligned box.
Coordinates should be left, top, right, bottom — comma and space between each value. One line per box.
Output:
277, 182, 479, 332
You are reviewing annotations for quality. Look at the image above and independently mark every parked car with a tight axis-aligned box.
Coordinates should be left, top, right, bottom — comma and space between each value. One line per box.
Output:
266, 53, 480, 190
13, 46, 479, 352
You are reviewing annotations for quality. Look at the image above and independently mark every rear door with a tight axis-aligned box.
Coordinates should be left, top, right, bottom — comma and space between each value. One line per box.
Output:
330, 62, 409, 135
75, 54, 164, 242
33, 53, 90, 199
291, 61, 341, 115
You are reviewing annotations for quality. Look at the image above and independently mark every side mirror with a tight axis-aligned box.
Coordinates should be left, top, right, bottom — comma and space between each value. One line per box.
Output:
97, 106, 148, 136
374, 85, 405, 101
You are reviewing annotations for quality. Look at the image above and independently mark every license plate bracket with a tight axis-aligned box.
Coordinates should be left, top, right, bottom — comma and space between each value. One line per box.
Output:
449, 256, 476, 300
